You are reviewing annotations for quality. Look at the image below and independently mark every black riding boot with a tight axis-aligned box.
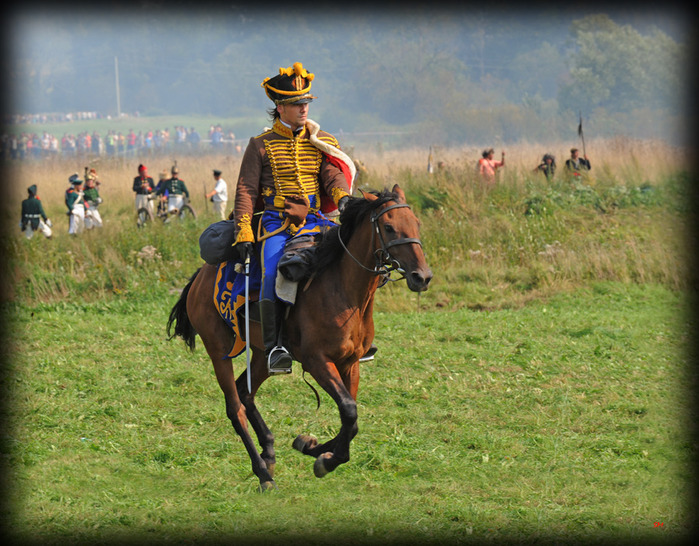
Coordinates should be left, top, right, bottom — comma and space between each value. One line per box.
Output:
259, 299, 292, 374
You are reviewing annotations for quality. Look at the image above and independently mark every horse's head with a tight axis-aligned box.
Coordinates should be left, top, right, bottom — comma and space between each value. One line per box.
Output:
364, 184, 433, 292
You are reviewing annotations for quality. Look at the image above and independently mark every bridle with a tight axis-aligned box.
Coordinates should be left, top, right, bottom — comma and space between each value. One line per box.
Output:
337, 202, 423, 286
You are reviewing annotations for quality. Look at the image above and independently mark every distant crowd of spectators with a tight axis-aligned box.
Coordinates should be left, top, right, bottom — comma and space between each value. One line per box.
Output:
0, 124, 244, 160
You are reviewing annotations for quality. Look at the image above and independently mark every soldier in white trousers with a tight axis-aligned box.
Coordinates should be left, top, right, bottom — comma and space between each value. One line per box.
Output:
65, 174, 85, 235
205, 169, 228, 220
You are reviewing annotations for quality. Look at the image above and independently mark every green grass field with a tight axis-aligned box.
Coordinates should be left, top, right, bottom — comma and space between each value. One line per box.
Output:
2, 282, 691, 543
2, 139, 694, 543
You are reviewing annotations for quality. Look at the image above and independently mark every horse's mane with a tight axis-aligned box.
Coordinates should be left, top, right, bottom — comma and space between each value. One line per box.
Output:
310, 188, 399, 274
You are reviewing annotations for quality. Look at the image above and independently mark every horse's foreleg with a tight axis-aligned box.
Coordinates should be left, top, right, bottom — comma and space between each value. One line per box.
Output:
236, 350, 276, 477
294, 360, 359, 478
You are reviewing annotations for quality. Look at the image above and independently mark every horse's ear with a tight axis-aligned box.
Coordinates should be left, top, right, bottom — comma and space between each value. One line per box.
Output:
361, 189, 378, 201
392, 184, 406, 203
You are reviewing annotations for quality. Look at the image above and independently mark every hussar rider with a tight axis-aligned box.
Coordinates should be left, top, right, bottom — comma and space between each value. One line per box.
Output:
232, 62, 353, 374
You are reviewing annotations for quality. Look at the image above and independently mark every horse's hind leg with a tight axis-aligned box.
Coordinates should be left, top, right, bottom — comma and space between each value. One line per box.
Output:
211, 354, 275, 490
236, 357, 276, 477
187, 268, 275, 491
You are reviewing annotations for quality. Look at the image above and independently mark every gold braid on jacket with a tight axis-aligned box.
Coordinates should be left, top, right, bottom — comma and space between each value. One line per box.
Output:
263, 120, 325, 210
233, 119, 349, 244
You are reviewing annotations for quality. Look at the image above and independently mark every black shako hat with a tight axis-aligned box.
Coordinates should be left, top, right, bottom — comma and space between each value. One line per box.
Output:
261, 62, 317, 105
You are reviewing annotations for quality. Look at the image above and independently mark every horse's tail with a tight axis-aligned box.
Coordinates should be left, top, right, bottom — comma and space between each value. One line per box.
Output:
167, 267, 200, 352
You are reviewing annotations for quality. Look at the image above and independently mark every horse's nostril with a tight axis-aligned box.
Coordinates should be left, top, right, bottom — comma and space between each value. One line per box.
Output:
411, 270, 433, 288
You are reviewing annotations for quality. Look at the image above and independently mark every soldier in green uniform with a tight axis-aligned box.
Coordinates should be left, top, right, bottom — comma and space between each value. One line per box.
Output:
533, 153, 556, 181
83, 168, 103, 229
156, 164, 190, 215
565, 148, 591, 181
20, 184, 52, 239
65, 174, 85, 235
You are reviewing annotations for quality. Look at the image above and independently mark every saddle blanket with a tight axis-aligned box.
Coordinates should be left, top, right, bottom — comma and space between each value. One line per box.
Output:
212, 253, 301, 359
213, 255, 262, 359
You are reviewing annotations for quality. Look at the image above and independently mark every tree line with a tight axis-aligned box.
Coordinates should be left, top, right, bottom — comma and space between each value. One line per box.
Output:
9, 9, 687, 145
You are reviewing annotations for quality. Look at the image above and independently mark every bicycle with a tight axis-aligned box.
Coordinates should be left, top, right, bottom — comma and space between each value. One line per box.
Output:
137, 193, 197, 227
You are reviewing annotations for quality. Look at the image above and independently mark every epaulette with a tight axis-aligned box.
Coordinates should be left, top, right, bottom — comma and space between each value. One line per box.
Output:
254, 128, 275, 140
317, 133, 340, 148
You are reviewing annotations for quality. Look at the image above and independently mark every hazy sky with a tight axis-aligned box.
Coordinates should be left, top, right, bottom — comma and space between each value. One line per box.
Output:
4, 3, 691, 144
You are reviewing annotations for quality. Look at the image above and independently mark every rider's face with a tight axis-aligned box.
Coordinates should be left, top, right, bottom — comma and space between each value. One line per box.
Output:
277, 102, 309, 131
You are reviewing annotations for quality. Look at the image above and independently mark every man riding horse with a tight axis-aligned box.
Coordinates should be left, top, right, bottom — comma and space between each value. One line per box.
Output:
168, 65, 431, 488
232, 62, 353, 374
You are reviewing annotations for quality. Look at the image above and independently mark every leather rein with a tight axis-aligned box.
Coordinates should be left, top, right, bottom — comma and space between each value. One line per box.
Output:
337, 202, 422, 286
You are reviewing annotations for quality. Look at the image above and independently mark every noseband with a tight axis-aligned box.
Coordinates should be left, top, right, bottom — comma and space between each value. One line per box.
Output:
338, 202, 422, 285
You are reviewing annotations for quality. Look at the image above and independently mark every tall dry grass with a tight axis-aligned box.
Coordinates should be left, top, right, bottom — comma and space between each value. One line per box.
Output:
4, 136, 690, 309
5, 136, 683, 220
356, 137, 689, 310
352, 136, 683, 184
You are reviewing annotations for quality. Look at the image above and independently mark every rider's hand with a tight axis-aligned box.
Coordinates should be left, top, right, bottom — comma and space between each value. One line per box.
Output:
338, 195, 350, 214
237, 242, 253, 261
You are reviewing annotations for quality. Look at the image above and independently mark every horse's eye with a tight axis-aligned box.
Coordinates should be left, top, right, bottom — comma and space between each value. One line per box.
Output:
384, 224, 395, 234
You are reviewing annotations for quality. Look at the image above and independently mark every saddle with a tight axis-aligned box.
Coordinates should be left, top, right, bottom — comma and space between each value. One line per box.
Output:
200, 213, 321, 271
210, 225, 322, 358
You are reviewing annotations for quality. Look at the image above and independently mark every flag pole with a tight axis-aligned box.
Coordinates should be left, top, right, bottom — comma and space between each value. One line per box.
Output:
578, 111, 587, 158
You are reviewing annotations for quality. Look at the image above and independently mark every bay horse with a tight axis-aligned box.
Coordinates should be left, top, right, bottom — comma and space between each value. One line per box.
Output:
167, 184, 432, 491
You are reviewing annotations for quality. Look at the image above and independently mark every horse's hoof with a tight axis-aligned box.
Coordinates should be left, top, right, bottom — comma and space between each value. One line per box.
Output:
259, 480, 277, 492
313, 452, 333, 478
292, 434, 317, 453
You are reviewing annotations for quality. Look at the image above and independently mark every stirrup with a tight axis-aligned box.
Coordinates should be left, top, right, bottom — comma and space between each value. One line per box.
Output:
267, 346, 292, 375
359, 344, 378, 362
